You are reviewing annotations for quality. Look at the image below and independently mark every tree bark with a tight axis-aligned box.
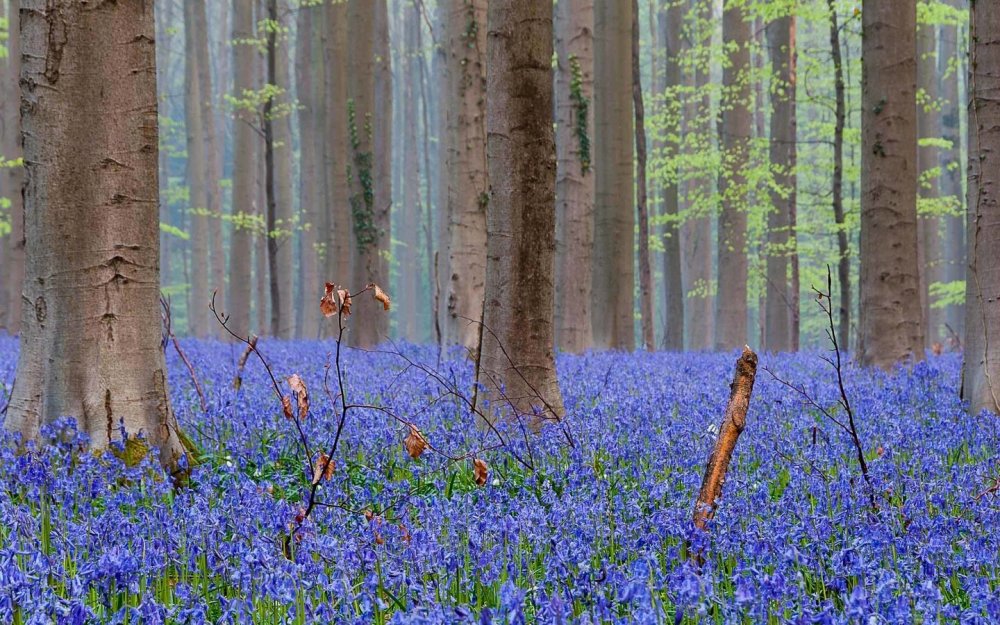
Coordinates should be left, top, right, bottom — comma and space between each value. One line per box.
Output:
443, 0, 488, 353
184, 0, 211, 337
228, 0, 257, 336
632, 0, 654, 352
828, 0, 850, 349
554, 0, 595, 353
477, 0, 565, 426
593, 0, 635, 351
680, 0, 714, 351
962, 1, 1000, 415
296, 3, 322, 339
373, 0, 392, 338
273, 1, 295, 339
917, 22, 946, 348
715, 0, 751, 351
325, 0, 352, 324
859, 0, 924, 368
692, 345, 757, 532
940, 0, 965, 342
763, 15, 798, 353
2, 0, 23, 335
399, 1, 422, 342
8, 0, 185, 468
659, 1, 684, 351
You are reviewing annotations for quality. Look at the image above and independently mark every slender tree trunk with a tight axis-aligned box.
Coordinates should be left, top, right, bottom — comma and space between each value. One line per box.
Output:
273, 1, 295, 339
715, 0, 751, 350
373, 0, 393, 339
659, 1, 684, 351
859, 0, 924, 367
228, 0, 257, 335
8, 0, 185, 468
264, 0, 282, 337
184, 0, 211, 337
681, 0, 714, 350
296, 4, 321, 339
434, 5, 450, 348
632, 0, 654, 352
399, 2, 422, 342
763, 15, 798, 352
917, 22, 947, 348
326, 1, 352, 319
962, 1, 1000, 415
828, 0, 850, 349
2, 0, 23, 335
477, 0, 564, 425
593, 0, 635, 351
940, 0, 966, 343
417, 20, 436, 343
443, 0, 489, 353
346, 0, 388, 346
554, 0, 595, 353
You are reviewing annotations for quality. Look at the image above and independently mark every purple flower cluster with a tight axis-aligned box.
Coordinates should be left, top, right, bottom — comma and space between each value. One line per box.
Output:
1, 334, 998, 624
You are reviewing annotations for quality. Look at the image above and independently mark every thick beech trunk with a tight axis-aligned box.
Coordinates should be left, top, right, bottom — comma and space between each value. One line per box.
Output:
8, 0, 185, 468
859, 0, 924, 367
477, 0, 565, 425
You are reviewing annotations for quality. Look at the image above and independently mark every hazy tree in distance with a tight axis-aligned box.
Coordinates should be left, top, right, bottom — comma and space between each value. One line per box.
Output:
2, 0, 23, 335
962, 1, 1000, 415
554, 0, 595, 353
632, 0, 654, 352
398, 0, 423, 342
940, 0, 966, 340
858, 0, 924, 367
593, 0, 635, 351
295, 3, 321, 339
7, 0, 186, 468
658, 0, 684, 351
827, 0, 850, 348
477, 0, 565, 425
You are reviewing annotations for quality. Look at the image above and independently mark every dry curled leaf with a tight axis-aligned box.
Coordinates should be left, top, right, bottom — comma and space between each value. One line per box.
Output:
338, 289, 352, 317
287, 374, 310, 419
312, 452, 335, 484
403, 425, 428, 459
399, 523, 411, 544
363, 509, 374, 522
369, 283, 391, 311
320, 283, 339, 317
281, 395, 294, 420
473, 458, 488, 487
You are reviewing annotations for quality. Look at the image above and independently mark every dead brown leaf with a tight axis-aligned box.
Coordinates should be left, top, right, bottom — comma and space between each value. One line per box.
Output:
321, 283, 339, 317
473, 458, 488, 486
338, 289, 352, 317
369, 283, 391, 311
403, 425, 428, 459
281, 395, 294, 420
287, 374, 310, 419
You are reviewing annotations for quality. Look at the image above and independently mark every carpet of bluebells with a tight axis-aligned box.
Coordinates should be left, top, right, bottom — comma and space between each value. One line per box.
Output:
1, 334, 999, 624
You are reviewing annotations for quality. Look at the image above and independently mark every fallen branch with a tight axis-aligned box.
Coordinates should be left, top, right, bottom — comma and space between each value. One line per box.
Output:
691, 345, 758, 559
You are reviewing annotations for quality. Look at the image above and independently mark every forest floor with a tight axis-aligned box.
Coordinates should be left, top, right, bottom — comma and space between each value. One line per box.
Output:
0, 337, 998, 624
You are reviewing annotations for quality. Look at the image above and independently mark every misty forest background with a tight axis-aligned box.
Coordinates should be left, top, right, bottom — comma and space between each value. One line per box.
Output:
0, 0, 969, 354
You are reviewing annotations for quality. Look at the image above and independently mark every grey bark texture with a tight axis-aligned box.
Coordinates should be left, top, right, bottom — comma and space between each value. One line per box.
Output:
477, 0, 565, 426
859, 0, 925, 368
659, 0, 684, 351
8, 0, 185, 468
2, 0, 23, 335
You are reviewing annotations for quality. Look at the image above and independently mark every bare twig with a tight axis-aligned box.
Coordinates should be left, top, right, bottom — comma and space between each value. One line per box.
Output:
160, 296, 207, 412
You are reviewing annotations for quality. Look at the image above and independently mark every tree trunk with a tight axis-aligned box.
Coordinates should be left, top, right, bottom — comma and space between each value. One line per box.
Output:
632, 0, 654, 352
554, 0, 595, 353
296, 4, 322, 339
681, 0, 714, 351
273, 1, 295, 339
593, 0, 635, 351
659, 1, 683, 351
8, 0, 185, 469
859, 0, 924, 368
763, 15, 798, 353
264, 0, 281, 338
828, 0, 850, 349
228, 0, 257, 335
443, 0, 489, 353
399, 2, 422, 342
917, 22, 946, 348
184, 0, 211, 337
417, 18, 436, 343
2, 0, 23, 335
940, 0, 965, 343
962, 1, 1000, 415
477, 0, 565, 425
715, 0, 751, 350
325, 1, 352, 323
347, 0, 389, 347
